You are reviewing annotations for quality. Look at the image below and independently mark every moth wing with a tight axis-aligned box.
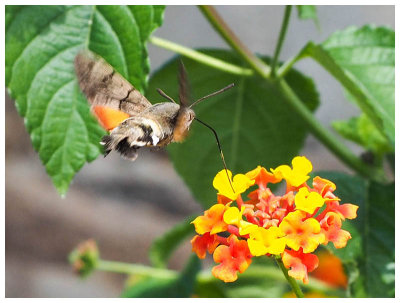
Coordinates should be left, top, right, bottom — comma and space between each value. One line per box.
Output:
178, 60, 191, 107
92, 105, 130, 131
74, 50, 152, 118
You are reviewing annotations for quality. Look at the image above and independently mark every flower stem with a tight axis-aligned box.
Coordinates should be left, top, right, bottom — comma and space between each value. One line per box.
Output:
96, 259, 177, 279
198, 5, 270, 78
270, 5, 293, 78
274, 79, 384, 181
275, 256, 304, 298
149, 36, 253, 77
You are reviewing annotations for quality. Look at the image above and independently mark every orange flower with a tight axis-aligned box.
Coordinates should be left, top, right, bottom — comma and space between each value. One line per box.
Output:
320, 212, 352, 248
211, 235, 252, 282
246, 166, 281, 185
312, 176, 341, 204
311, 250, 347, 288
192, 204, 228, 235
282, 249, 319, 284
191, 232, 220, 259
323, 200, 358, 221
217, 194, 232, 205
279, 210, 325, 253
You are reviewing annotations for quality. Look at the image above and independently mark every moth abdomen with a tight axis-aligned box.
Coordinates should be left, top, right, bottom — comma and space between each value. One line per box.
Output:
115, 138, 139, 161
101, 135, 139, 161
100, 116, 168, 161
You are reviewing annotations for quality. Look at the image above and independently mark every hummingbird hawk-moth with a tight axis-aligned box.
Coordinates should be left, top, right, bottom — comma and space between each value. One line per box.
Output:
74, 50, 234, 165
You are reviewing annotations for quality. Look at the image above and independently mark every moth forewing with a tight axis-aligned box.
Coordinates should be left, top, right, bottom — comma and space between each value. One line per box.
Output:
74, 50, 152, 116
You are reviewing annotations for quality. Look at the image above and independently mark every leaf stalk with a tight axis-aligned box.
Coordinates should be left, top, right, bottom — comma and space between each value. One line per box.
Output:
149, 36, 253, 77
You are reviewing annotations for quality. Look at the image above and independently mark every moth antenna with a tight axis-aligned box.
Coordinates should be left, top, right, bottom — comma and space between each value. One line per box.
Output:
189, 83, 235, 109
194, 117, 235, 193
157, 88, 177, 103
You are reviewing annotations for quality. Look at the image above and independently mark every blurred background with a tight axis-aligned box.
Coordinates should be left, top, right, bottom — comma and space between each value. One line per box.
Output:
5, 5, 394, 297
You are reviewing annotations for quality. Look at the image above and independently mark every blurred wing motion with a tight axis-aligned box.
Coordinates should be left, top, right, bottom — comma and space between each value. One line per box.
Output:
178, 60, 190, 107
74, 50, 152, 130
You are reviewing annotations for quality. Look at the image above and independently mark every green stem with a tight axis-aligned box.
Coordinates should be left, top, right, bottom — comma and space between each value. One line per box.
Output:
274, 79, 384, 181
276, 53, 301, 79
275, 256, 304, 298
96, 259, 177, 279
270, 5, 293, 77
198, 5, 270, 78
149, 36, 253, 77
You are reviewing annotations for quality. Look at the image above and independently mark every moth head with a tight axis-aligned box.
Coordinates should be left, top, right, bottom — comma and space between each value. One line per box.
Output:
173, 107, 195, 142
181, 107, 196, 125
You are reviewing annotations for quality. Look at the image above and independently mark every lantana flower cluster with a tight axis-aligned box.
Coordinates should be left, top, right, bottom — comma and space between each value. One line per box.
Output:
191, 156, 358, 283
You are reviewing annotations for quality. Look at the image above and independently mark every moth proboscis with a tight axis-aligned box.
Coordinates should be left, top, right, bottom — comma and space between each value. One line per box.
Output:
74, 50, 235, 192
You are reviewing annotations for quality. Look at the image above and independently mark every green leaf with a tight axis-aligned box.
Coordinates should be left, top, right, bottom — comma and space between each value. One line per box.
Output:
147, 50, 319, 207
359, 181, 395, 297
332, 114, 393, 156
294, 25, 394, 147
296, 5, 319, 27
5, 5, 165, 195
150, 215, 196, 268
315, 172, 394, 297
122, 255, 200, 298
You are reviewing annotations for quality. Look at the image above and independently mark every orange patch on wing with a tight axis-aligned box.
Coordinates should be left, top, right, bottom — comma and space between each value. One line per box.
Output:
92, 106, 130, 131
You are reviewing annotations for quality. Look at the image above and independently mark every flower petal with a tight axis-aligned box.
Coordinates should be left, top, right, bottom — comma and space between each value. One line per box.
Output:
213, 170, 254, 200
320, 212, 352, 248
279, 210, 325, 253
211, 235, 252, 282
248, 226, 286, 256
191, 233, 220, 259
246, 166, 281, 185
192, 204, 228, 235
282, 249, 319, 284
271, 156, 313, 188
295, 187, 325, 214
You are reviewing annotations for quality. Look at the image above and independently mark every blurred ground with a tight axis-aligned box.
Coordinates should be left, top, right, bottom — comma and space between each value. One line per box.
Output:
5, 5, 394, 297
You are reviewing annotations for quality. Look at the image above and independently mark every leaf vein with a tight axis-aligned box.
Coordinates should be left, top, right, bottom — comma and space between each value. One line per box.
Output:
95, 8, 129, 79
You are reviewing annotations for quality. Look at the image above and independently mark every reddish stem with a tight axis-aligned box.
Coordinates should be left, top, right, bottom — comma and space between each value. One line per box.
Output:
227, 225, 240, 237
236, 195, 244, 207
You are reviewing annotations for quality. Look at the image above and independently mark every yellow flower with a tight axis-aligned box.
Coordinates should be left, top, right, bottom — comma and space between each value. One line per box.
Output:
271, 156, 312, 187
223, 206, 258, 235
295, 187, 325, 214
213, 169, 255, 200
247, 226, 287, 256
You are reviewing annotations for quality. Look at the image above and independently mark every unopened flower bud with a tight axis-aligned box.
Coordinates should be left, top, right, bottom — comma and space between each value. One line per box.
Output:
69, 239, 99, 278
